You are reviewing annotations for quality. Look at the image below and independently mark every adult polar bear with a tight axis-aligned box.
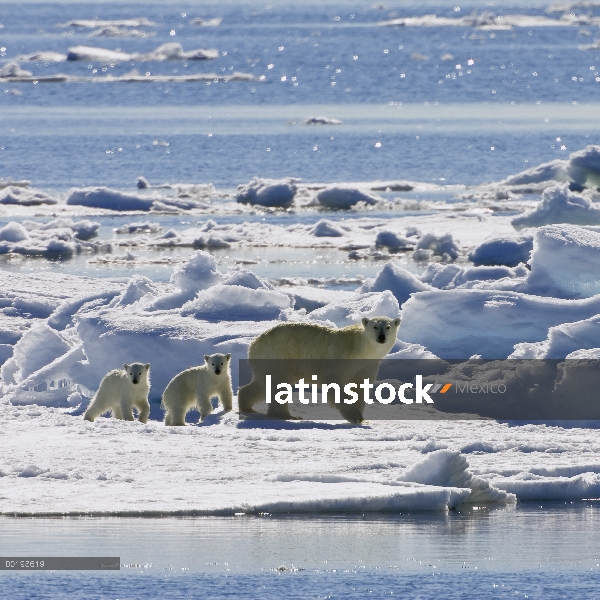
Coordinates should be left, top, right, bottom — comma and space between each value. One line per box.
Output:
238, 316, 400, 422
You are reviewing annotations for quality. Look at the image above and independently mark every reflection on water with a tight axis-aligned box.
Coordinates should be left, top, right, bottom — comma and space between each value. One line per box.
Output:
1, 504, 600, 598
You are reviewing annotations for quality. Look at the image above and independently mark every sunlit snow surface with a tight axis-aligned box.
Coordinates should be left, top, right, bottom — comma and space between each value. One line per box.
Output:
3, 0, 600, 523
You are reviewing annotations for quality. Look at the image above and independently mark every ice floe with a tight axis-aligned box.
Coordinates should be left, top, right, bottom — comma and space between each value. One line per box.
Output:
59, 18, 157, 28
66, 43, 219, 62
379, 12, 600, 28
469, 236, 533, 267
236, 177, 298, 208
312, 186, 383, 209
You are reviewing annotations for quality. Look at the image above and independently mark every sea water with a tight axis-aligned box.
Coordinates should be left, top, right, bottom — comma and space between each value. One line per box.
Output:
2, 504, 600, 599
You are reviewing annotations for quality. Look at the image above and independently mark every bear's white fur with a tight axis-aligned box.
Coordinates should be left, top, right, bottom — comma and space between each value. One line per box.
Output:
238, 316, 401, 422
84, 363, 151, 423
162, 353, 233, 426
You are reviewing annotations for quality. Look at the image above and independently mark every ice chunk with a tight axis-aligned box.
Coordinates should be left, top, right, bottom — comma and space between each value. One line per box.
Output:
469, 236, 533, 267
0, 63, 32, 78
1, 323, 71, 385
48, 289, 123, 330
181, 285, 292, 321
398, 450, 515, 503
66, 187, 155, 211
375, 230, 416, 251
146, 250, 222, 311
171, 250, 222, 293
527, 224, 600, 297
414, 232, 461, 260
279, 286, 356, 312
451, 265, 523, 288
0, 222, 29, 243
400, 288, 600, 358
566, 145, 600, 188
60, 18, 157, 28
114, 221, 161, 234
314, 186, 382, 209
111, 276, 159, 308
511, 314, 600, 359
222, 268, 274, 290
502, 159, 568, 186
236, 178, 298, 208
0, 186, 57, 206
513, 184, 600, 229
91, 26, 154, 38
309, 291, 400, 328
304, 116, 342, 125
66, 46, 132, 62
359, 261, 432, 306
15, 51, 68, 62
309, 219, 345, 237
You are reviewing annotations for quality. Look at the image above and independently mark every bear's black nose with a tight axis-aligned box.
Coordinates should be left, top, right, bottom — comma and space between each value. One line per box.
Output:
215, 369, 221, 375
133, 379, 138, 384
377, 334, 386, 344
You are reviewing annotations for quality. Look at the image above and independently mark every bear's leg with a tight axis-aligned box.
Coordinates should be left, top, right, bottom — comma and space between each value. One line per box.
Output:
136, 398, 150, 424
220, 387, 233, 412
168, 401, 188, 426
83, 399, 102, 422
120, 397, 135, 421
238, 369, 273, 413
198, 394, 213, 420
266, 401, 294, 420
112, 403, 124, 420
336, 400, 365, 424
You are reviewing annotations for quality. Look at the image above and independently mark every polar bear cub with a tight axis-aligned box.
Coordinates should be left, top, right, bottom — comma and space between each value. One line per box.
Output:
162, 353, 233, 426
84, 363, 151, 423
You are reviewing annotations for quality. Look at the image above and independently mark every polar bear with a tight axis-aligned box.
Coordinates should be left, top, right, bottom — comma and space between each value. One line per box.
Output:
84, 363, 151, 423
162, 353, 233, 426
238, 316, 400, 422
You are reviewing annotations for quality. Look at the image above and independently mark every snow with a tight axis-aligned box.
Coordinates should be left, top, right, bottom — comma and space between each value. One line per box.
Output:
0, 63, 32, 78
313, 186, 382, 209
66, 43, 218, 62
359, 261, 432, 306
469, 236, 533, 267
414, 232, 461, 260
91, 27, 155, 38
0, 222, 29, 243
527, 224, 600, 297
181, 285, 293, 321
510, 313, 600, 359
66, 187, 156, 211
0, 186, 57, 206
310, 219, 345, 237
304, 116, 342, 125
400, 288, 600, 358
236, 178, 298, 208
60, 18, 157, 28
512, 184, 600, 229
379, 12, 600, 28
375, 230, 416, 251
308, 290, 400, 328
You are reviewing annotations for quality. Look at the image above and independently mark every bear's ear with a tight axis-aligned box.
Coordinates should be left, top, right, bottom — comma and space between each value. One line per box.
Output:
123, 363, 129, 371
394, 318, 401, 327
204, 354, 209, 362
145, 363, 150, 370
361, 317, 369, 327
226, 353, 231, 361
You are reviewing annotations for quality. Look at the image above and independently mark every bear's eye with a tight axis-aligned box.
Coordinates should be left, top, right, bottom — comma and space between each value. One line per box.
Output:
386, 325, 390, 329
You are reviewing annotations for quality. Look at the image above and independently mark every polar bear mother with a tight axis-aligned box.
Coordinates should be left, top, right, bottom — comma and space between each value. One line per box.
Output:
238, 316, 400, 422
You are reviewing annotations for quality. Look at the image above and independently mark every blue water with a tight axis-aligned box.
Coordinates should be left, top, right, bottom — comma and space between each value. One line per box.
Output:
2, 2, 600, 188
2, 505, 600, 599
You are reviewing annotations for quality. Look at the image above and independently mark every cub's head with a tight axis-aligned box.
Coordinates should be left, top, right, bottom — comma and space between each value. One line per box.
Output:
204, 353, 231, 376
123, 362, 150, 385
361, 316, 401, 346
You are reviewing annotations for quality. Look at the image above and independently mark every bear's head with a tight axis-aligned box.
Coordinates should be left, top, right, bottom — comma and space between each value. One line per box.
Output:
123, 362, 150, 385
361, 316, 401, 346
204, 353, 231, 376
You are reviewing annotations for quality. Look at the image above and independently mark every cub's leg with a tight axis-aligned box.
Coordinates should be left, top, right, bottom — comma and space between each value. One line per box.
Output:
220, 386, 233, 412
